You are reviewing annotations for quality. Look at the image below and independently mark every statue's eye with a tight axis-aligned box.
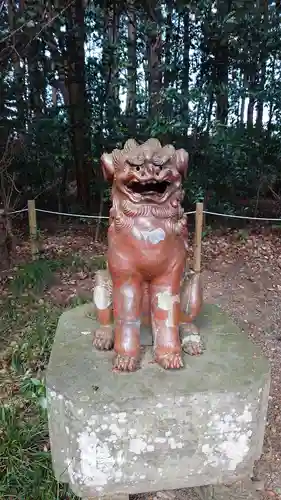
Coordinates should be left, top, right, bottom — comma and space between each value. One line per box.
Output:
136, 166, 140, 171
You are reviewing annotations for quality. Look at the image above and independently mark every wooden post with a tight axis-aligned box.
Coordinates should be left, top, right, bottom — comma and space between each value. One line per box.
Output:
194, 202, 204, 273
28, 199, 38, 260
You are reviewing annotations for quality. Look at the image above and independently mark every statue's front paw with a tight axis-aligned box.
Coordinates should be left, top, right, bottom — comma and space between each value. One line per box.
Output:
93, 326, 114, 350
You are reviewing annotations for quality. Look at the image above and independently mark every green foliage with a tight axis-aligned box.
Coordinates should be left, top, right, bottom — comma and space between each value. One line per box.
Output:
0, 300, 76, 499
0, 252, 109, 499
1, 0, 281, 214
202, 225, 212, 239
65, 254, 107, 273
0, 403, 77, 499
10, 259, 62, 295
237, 229, 249, 241
21, 376, 48, 409
8, 303, 61, 375
183, 126, 281, 208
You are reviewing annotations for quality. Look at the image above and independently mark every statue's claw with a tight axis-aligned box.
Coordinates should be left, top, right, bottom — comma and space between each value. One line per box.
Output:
180, 323, 205, 356
112, 354, 139, 372
155, 352, 184, 370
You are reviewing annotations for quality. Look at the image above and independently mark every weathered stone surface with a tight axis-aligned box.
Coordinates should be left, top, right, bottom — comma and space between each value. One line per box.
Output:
138, 480, 262, 500
196, 479, 261, 499
87, 495, 129, 500
46, 303, 270, 499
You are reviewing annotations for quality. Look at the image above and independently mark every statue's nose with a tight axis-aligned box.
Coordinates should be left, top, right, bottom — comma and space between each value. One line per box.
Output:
135, 165, 145, 176
144, 162, 160, 177
135, 161, 160, 178
135, 163, 152, 177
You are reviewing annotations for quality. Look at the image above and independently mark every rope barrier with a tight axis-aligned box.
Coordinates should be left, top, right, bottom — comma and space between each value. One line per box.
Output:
36, 209, 197, 218
35, 208, 109, 219
4, 206, 281, 222
204, 210, 281, 222
33, 208, 281, 221
6, 207, 28, 215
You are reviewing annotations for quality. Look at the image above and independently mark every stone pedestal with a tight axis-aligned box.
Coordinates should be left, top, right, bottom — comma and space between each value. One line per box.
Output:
46, 303, 270, 499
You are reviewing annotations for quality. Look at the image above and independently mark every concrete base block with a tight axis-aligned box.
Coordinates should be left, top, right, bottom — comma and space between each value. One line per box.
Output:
85, 495, 129, 500
196, 479, 261, 499
46, 303, 270, 499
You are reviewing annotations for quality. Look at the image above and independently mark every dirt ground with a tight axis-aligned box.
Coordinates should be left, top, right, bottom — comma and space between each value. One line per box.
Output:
202, 252, 281, 498
43, 226, 281, 499
132, 231, 281, 499
2, 222, 281, 499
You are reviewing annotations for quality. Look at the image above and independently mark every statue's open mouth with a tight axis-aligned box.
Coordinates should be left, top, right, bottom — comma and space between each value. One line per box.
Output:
127, 180, 170, 196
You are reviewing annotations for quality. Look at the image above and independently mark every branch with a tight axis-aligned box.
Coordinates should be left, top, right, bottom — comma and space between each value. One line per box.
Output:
24, 0, 75, 50
0, 135, 23, 211
0, 0, 5, 16
0, 0, 75, 61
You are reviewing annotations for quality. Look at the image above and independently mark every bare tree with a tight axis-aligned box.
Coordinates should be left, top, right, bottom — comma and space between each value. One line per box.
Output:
0, 134, 23, 266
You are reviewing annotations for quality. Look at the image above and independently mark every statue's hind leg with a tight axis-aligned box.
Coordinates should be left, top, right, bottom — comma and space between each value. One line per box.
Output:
93, 269, 114, 350
180, 271, 205, 356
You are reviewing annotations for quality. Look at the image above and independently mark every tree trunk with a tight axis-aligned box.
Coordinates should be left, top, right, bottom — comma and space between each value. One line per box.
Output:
256, 59, 266, 129
215, 43, 228, 124
126, 1, 137, 133
195, 2, 212, 134
267, 55, 276, 134
214, 0, 231, 125
27, 39, 44, 117
146, 1, 162, 119
240, 71, 247, 124
65, 0, 92, 209
163, 0, 173, 117
247, 90, 255, 127
182, 7, 190, 126
8, 0, 26, 129
247, 61, 258, 128
256, 0, 268, 130
103, 4, 120, 139
206, 91, 214, 133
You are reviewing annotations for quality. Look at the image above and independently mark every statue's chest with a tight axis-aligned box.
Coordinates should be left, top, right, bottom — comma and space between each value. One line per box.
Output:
109, 216, 180, 255
131, 224, 166, 246
108, 217, 186, 276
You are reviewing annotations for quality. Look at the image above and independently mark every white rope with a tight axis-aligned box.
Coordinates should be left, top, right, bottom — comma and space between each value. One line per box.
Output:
35, 208, 197, 218
204, 210, 281, 221
5, 208, 28, 215
11, 207, 28, 214
5, 206, 281, 222
35, 208, 109, 219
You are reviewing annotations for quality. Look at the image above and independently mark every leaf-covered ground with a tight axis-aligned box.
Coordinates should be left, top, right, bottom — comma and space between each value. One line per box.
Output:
0, 222, 281, 499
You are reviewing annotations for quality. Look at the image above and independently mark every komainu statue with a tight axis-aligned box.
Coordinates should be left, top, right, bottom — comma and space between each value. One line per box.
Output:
92, 138, 204, 372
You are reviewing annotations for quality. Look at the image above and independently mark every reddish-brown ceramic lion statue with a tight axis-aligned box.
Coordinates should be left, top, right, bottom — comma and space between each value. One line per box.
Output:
92, 138, 203, 372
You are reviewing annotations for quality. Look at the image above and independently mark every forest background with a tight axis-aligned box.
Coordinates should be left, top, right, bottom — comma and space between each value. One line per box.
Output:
2, 3, 281, 499
1, 0, 281, 219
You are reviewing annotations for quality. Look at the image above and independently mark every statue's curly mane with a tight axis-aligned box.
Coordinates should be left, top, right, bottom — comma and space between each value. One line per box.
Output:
111, 138, 176, 169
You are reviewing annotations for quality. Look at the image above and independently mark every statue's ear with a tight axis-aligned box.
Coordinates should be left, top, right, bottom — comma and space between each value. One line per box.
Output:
176, 149, 189, 178
101, 153, 114, 182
